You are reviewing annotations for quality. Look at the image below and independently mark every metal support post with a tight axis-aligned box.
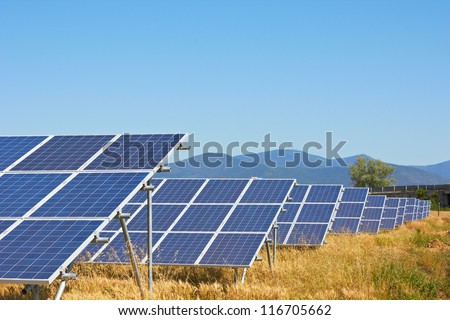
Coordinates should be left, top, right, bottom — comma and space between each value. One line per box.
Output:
54, 262, 76, 300
273, 222, 278, 267
120, 215, 145, 300
233, 268, 239, 285
144, 183, 155, 300
241, 268, 247, 284
32, 285, 40, 300
265, 239, 272, 270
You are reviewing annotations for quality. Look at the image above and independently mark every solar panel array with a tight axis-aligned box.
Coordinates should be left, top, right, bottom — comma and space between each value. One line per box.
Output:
83, 178, 295, 268
396, 198, 407, 226
359, 195, 386, 234
380, 198, 400, 230
276, 185, 343, 246
0, 134, 186, 285
331, 187, 369, 234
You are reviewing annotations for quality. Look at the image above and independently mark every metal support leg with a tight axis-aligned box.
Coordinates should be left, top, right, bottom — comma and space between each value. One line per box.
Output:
120, 217, 146, 300
273, 223, 278, 267
144, 184, 155, 300
265, 239, 272, 270
54, 262, 75, 300
32, 286, 40, 300
241, 268, 247, 285
234, 268, 239, 285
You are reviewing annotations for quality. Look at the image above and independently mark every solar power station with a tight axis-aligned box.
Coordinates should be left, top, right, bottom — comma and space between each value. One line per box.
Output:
359, 195, 386, 234
276, 185, 343, 246
83, 178, 295, 276
0, 134, 187, 299
331, 187, 369, 234
0, 134, 435, 300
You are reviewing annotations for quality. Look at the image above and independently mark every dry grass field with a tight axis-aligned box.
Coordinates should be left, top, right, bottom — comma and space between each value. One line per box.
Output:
1, 211, 448, 300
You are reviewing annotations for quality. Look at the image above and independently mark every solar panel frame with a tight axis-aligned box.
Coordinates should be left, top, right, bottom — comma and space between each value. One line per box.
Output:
404, 198, 417, 222
396, 198, 407, 226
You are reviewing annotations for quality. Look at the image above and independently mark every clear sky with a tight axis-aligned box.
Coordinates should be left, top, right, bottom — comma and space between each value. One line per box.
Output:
0, 1, 449, 165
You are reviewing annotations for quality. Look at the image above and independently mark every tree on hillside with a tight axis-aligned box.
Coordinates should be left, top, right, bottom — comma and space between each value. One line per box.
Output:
349, 157, 396, 188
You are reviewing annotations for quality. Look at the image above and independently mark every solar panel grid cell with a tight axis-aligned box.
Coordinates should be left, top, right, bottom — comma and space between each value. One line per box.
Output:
0, 136, 47, 171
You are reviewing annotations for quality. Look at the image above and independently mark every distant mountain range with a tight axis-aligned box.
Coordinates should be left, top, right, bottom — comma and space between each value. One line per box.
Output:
159, 150, 450, 187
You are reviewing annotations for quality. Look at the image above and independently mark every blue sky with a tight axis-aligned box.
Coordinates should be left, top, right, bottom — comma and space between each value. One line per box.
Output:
0, 1, 449, 165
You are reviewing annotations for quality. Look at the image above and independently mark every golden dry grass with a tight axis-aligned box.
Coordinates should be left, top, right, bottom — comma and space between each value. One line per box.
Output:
1, 211, 448, 300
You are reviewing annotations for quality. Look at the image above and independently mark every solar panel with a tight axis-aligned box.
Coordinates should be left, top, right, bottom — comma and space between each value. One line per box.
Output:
396, 198, 407, 226
359, 195, 386, 234
11, 135, 115, 171
0, 136, 48, 171
0, 173, 70, 217
404, 198, 417, 222
380, 198, 400, 230
194, 179, 248, 203
32, 172, 149, 218
86, 134, 185, 171
277, 184, 343, 246
199, 233, 266, 267
87, 178, 295, 267
0, 220, 103, 285
331, 188, 368, 234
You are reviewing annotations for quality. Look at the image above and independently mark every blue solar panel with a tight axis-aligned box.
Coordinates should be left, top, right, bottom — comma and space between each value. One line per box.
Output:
277, 204, 301, 223
296, 204, 336, 223
128, 179, 163, 203
95, 232, 164, 263
154, 179, 205, 203
385, 198, 400, 208
366, 195, 386, 207
380, 219, 396, 230
363, 208, 384, 220
11, 135, 114, 171
240, 180, 293, 203
335, 203, 365, 218
289, 185, 309, 203
172, 205, 232, 232
383, 208, 398, 219
222, 205, 280, 232
0, 220, 15, 234
194, 180, 248, 203
287, 224, 328, 246
0, 220, 102, 284
275, 224, 292, 243
305, 185, 341, 203
128, 205, 186, 232
155, 233, 213, 265
331, 218, 361, 234
358, 220, 380, 234
86, 134, 185, 170
0, 174, 70, 217
359, 195, 386, 234
0, 136, 47, 171
88, 178, 294, 267
340, 188, 369, 202
32, 172, 148, 218
200, 233, 265, 267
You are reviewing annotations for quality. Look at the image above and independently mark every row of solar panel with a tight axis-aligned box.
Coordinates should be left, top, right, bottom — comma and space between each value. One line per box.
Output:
83, 178, 296, 267
0, 134, 185, 172
0, 177, 296, 284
